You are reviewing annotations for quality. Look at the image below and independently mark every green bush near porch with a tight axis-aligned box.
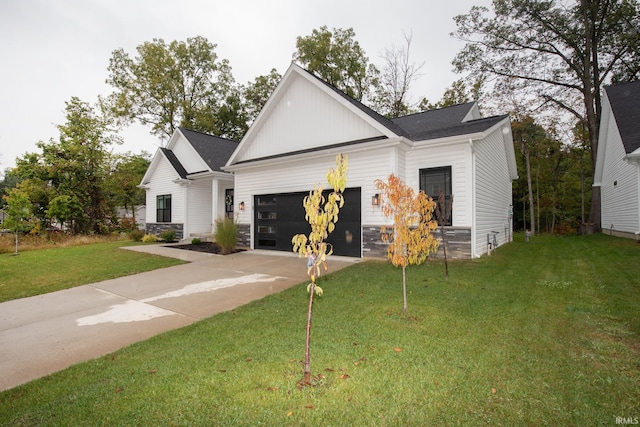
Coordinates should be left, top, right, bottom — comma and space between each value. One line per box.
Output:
215, 217, 238, 254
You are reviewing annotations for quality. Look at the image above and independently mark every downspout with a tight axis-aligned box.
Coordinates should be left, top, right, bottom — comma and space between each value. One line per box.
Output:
469, 138, 479, 258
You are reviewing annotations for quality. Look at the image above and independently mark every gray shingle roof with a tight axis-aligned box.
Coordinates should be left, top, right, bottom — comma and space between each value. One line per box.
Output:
178, 128, 239, 173
605, 80, 640, 154
391, 103, 477, 139
409, 114, 509, 141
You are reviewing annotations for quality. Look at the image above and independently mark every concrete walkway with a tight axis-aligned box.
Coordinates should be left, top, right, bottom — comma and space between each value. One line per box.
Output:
0, 246, 357, 391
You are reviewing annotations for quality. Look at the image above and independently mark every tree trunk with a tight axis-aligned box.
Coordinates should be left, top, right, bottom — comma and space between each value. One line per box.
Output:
302, 280, 315, 384
523, 145, 536, 236
441, 225, 449, 281
402, 266, 407, 314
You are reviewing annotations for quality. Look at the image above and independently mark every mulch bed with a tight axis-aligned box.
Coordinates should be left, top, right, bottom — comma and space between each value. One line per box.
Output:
166, 242, 244, 255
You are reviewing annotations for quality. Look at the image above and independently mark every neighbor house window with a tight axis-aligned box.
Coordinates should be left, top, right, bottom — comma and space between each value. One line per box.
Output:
420, 166, 452, 226
156, 194, 171, 222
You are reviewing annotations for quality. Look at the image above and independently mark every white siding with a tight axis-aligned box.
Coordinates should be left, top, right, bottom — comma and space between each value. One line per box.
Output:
186, 179, 212, 235
172, 134, 209, 173
600, 116, 640, 234
234, 75, 384, 163
233, 147, 399, 246
144, 156, 185, 224
405, 141, 472, 227
474, 130, 514, 256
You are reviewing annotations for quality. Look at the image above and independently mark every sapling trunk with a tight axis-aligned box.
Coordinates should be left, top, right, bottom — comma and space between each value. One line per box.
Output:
303, 280, 315, 384
441, 225, 449, 280
402, 266, 407, 313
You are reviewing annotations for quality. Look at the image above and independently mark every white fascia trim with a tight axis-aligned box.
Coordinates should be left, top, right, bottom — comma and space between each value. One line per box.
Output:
224, 137, 408, 172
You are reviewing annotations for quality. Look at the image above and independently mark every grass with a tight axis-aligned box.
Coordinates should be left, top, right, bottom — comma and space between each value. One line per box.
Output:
0, 233, 638, 425
0, 240, 185, 302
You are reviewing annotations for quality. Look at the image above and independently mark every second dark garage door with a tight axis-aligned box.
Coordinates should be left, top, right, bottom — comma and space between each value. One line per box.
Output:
254, 187, 361, 257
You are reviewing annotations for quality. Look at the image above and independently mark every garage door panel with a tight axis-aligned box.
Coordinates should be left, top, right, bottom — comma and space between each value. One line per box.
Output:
254, 188, 361, 257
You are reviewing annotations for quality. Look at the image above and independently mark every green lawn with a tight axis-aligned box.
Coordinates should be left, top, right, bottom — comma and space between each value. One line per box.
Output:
1, 233, 638, 425
0, 241, 185, 303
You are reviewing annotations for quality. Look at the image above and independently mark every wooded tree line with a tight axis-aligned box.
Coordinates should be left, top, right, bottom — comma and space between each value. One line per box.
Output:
1, 0, 638, 235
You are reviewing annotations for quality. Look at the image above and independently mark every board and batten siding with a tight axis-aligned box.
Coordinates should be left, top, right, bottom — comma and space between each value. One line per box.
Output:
473, 129, 513, 256
233, 75, 385, 163
404, 141, 473, 227
599, 113, 640, 234
144, 156, 185, 224
172, 134, 209, 173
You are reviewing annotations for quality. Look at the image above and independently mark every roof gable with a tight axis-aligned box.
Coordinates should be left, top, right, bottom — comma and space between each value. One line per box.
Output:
605, 80, 640, 154
227, 64, 399, 165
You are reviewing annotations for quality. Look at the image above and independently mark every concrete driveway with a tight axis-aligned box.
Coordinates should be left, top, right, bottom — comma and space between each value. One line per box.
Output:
0, 246, 357, 391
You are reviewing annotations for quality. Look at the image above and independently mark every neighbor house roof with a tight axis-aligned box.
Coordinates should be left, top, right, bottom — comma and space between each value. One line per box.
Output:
178, 128, 239, 173
605, 80, 640, 154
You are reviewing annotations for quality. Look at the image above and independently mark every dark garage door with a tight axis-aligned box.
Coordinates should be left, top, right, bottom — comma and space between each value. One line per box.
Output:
254, 188, 361, 257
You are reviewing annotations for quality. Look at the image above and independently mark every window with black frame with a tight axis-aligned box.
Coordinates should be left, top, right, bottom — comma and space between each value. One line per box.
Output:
419, 166, 452, 226
156, 194, 171, 222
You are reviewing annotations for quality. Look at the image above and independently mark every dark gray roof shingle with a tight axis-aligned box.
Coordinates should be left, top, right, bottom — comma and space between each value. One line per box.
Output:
390, 102, 476, 138
178, 128, 239, 172
605, 80, 640, 154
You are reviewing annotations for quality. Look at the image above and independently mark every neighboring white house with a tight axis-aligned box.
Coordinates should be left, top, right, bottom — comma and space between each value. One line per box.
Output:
224, 64, 518, 258
594, 80, 640, 239
139, 128, 239, 240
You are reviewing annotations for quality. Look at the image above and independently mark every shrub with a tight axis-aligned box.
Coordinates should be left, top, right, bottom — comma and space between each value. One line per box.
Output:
119, 217, 137, 232
215, 218, 238, 254
142, 234, 159, 243
129, 229, 145, 242
160, 229, 177, 243
191, 237, 202, 245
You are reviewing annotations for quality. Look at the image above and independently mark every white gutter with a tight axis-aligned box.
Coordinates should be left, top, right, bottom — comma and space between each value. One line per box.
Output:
223, 137, 409, 173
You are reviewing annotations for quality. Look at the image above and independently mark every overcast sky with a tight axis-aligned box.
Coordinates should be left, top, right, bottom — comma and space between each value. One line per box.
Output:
0, 0, 491, 170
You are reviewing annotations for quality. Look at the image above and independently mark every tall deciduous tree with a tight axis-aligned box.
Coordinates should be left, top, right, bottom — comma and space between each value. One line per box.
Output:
292, 154, 348, 387
12, 98, 118, 234
105, 36, 241, 141
106, 152, 151, 222
243, 68, 282, 125
373, 32, 424, 118
375, 174, 439, 313
452, 0, 640, 229
293, 26, 379, 102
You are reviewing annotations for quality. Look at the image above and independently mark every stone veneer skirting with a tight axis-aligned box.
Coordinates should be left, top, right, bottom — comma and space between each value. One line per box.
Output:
362, 225, 472, 260
237, 223, 251, 248
146, 223, 184, 240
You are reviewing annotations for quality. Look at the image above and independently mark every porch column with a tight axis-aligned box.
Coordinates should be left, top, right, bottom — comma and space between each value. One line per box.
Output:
211, 178, 219, 234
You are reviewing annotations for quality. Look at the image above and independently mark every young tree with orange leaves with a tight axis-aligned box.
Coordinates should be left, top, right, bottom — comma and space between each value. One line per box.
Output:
292, 154, 348, 386
375, 174, 439, 313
